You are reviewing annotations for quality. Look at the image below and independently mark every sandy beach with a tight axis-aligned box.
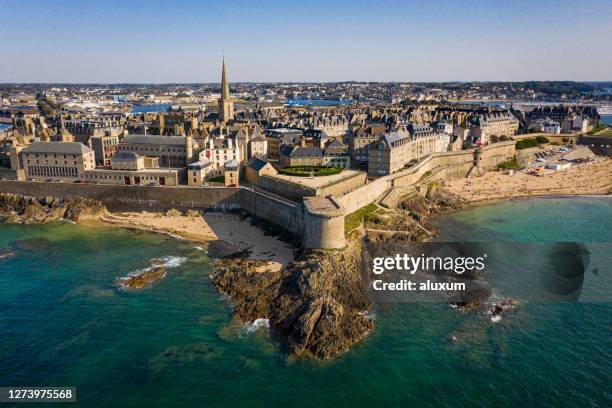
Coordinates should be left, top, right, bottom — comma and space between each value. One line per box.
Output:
99, 211, 295, 271
444, 158, 612, 202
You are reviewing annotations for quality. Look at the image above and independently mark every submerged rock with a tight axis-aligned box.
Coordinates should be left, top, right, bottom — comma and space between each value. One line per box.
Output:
487, 298, 520, 322
211, 239, 373, 360
0, 248, 16, 260
11, 237, 51, 252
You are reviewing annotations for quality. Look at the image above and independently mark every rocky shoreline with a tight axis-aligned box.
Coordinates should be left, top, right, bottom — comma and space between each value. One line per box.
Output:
0, 192, 107, 224
210, 184, 505, 360
1, 188, 511, 360
211, 239, 373, 360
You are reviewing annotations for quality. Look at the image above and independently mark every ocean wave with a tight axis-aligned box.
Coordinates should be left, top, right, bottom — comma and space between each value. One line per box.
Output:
246, 318, 270, 333
122, 256, 187, 279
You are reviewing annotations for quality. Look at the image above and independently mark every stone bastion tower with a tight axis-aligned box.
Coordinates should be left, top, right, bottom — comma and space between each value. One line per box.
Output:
303, 196, 346, 249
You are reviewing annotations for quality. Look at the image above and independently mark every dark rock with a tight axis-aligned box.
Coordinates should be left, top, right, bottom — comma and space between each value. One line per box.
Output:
211, 240, 373, 360
116, 262, 168, 289
0, 193, 106, 224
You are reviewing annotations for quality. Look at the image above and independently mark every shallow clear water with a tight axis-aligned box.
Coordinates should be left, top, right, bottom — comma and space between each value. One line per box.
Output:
1, 197, 610, 407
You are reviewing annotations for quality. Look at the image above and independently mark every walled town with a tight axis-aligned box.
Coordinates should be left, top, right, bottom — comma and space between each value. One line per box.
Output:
1, 60, 610, 250
1, 62, 611, 359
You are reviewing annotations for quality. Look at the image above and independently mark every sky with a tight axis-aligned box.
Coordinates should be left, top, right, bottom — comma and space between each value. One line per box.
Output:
1, 0, 611, 83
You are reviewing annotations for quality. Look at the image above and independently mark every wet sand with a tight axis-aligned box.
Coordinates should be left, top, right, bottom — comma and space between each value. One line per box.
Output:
98, 211, 295, 271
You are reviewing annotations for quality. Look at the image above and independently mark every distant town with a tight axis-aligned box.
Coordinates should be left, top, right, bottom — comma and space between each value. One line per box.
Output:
1, 61, 611, 249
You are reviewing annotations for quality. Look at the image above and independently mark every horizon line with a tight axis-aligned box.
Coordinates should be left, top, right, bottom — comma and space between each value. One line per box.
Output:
1, 80, 611, 86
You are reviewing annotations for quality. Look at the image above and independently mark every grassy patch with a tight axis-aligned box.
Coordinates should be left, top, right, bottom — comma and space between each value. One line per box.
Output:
596, 128, 612, 137
208, 176, 225, 183
418, 170, 432, 183
344, 203, 378, 233
516, 138, 539, 150
588, 123, 608, 134
278, 166, 343, 177
497, 157, 521, 170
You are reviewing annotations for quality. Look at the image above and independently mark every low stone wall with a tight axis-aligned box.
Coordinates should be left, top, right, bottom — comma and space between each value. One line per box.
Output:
258, 175, 317, 202
259, 171, 366, 202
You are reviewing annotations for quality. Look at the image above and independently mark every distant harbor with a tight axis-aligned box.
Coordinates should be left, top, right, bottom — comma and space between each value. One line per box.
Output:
601, 115, 612, 126
131, 103, 171, 114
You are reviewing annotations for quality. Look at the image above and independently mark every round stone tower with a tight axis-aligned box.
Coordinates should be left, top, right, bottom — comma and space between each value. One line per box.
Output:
303, 196, 346, 249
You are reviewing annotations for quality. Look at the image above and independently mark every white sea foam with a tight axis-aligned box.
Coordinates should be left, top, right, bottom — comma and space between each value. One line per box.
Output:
194, 246, 205, 251
489, 315, 502, 323
123, 256, 187, 278
246, 318, 270, 333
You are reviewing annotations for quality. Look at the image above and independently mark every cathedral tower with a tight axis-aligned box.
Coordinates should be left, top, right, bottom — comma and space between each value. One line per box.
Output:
218, 57, 234, 123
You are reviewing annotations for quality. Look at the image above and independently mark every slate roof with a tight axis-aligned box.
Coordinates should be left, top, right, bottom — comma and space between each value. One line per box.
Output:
113, 151, 142, 161
247, 156, 269, 171
122, 134, 187, 145
22, 141, 92, 155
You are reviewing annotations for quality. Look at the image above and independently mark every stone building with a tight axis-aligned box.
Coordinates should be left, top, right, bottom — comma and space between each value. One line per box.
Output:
187, 159, 214, 186
20, 141, 95, 181
198, 135, 241, 177
348, 124, 386, 164
118, 134, 193, 168
249, 135, 268, 159
245, 156, 277, 185
279, 139, 350, 168
90, 135, 119, 166
526, 105, 599, 133
367, 124, 437, 177
224, 159, 240, 187
264, 128, 303, 160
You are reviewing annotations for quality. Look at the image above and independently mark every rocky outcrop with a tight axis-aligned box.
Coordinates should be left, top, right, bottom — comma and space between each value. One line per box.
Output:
211, 240, 373, 360
0, 192, 106, 224
115, 258, 168, 289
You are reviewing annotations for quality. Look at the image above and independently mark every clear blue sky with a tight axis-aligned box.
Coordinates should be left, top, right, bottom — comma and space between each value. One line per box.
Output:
1, 0, 611, 83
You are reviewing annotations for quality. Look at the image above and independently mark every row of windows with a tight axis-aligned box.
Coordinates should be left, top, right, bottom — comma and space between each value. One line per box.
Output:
122, 146, 185, 153
27, 166, 78, 177
26, 153, 78, 159
25, 159, 78, 166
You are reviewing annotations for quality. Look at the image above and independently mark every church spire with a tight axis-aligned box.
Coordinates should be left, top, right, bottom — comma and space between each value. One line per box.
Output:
221, 56, 230, 100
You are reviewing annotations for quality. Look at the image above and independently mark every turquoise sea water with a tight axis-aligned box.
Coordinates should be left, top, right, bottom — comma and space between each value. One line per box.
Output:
601, 115, 612, 126
1, 197, 611, 407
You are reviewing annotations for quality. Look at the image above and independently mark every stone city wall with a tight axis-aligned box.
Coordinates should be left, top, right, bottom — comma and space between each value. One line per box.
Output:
337, 141, 515, 213
258, 171, 366, 202
0, 180, 306, 238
